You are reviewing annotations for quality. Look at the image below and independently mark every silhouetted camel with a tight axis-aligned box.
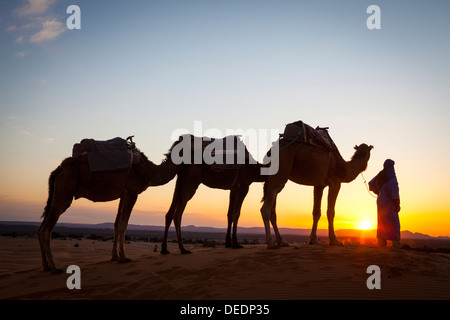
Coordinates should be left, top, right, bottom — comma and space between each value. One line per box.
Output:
38, 143, 179, 273
261, 135, 373, 248
161, 134, 265, 254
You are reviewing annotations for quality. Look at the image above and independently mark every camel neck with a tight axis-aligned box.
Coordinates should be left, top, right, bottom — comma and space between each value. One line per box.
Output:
342, 155, 369, 183
144, 157, 179, 186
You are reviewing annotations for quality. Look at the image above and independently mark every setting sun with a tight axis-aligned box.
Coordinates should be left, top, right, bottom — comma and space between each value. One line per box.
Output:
357, 220, 375, 231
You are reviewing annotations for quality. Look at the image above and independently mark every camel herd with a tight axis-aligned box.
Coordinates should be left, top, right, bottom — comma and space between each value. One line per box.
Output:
38, 126, 373, 273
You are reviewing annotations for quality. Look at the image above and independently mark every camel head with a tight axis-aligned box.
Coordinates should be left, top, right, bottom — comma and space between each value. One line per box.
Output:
354, 143, 374, 152
352, 144, 374, 163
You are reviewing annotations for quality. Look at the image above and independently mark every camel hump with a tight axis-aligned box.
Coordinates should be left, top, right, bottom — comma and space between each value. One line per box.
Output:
72, 137, 141, 172
282, 120, 333, 152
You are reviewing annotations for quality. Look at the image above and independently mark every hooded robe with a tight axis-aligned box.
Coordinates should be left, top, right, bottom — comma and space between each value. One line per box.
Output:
369, 159, 400, 241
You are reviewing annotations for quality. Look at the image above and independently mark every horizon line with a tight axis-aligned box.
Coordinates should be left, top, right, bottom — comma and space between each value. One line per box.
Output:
1, 220, 449, 238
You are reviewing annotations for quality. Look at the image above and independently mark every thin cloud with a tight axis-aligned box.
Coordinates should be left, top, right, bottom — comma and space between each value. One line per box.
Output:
30, 19, 65, 43
6, 22, 36, 33
15, 0, 56, 18
10, 0, 64, 44
6, 25, 18, 32
15, 51, 26, 58
20, 130, 32, 136
15, 36, 24, 44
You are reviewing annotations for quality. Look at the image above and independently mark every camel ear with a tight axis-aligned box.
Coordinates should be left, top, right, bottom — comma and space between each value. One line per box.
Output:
354, 145, 358, 150
369, 145, 374, 150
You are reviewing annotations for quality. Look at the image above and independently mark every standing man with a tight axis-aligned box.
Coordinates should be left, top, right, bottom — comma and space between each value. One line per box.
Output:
369, 159, 401, 248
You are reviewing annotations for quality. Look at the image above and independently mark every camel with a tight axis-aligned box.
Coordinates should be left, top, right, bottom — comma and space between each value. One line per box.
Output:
38, 141, 179, 273
160, 134, 266, 254
260, 133, 373, 248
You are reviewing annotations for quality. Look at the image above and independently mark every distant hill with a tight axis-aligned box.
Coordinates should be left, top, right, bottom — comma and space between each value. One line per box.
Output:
0, 221, 448, 240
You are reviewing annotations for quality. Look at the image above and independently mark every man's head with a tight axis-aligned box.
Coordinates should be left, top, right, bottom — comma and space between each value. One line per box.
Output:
383, 159, 395, 169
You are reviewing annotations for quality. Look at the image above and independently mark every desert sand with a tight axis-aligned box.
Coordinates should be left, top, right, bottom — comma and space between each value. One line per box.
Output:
0, 236, 449, 300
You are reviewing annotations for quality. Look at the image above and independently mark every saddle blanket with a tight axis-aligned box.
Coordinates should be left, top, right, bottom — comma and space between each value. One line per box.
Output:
180, 134, 256, 167
283, 120, 332, 151
72, 137, 140, 172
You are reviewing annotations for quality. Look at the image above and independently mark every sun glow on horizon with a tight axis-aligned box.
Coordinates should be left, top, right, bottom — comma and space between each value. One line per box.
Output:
357, 220, 376, 231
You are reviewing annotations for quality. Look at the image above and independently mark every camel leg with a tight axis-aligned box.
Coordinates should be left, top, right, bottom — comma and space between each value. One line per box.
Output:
261, 194, 277, 249
260, 182, 279, 249
327, 181, 343, 246
38, 216, 50, 271
161, 195, 178, 254
111, 197, 125, 261
230, 185, 249, 249
225, 189, 237, 248
171, 175, 199, 254
173, 207, 190, 254
161, 175, 187, 254
172, 190, 197, 254
270, 197, 288, 247
261, 171, 288, 249
37, 198, 73, 274
116, 192, 138, 263
38, 165, 76, 274
309, 186, 324, 244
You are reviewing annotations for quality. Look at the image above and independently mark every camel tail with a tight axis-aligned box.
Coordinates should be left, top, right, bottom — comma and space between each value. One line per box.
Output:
42, 166, 61, 219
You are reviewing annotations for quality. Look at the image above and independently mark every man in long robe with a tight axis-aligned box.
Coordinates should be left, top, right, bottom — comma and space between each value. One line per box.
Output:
369, 159, 401, 248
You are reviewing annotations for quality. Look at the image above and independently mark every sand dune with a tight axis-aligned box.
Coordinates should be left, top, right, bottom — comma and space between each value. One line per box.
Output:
0, 236, 449, 300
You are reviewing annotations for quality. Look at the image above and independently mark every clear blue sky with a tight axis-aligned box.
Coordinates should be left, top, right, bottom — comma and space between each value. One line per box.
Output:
1, 1, 449, 236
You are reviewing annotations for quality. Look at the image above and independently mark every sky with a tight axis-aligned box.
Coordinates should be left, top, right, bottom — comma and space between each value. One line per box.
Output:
0, 0, 449, 237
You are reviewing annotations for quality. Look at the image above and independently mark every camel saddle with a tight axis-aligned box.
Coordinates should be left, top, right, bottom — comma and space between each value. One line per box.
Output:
282, 120, 333, 152
185, 135, 255, 170
210, 135, 255, 171
72, 136, 141, 172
